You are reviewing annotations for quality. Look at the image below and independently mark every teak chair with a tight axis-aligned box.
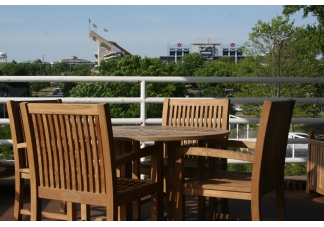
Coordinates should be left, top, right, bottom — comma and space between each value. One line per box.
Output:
137, 98, 230, 219
20, 102, 161, 221
174, 100, 295, 221
139, 98, 230, 177
6, 99, 70, 220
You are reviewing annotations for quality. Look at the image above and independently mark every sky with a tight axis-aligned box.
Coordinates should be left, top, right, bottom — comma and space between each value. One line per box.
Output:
0, 1, 321, 63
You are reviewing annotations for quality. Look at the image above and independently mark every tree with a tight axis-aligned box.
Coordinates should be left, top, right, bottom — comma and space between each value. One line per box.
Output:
51, 62, 70, 75
237, 15, 324, 118
283, 5, 324, 55
98, 59, 118, 75
30, 82, 50, 96
193, 58, 235, 98
172, 53, 206, 76
69, 56, 187, 118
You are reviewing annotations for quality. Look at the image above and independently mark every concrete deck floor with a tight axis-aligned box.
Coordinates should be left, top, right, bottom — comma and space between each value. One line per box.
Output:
1, 176, 324, 221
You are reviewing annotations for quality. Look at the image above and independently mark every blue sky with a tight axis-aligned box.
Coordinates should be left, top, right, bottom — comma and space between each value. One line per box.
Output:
0, 2, 320, 63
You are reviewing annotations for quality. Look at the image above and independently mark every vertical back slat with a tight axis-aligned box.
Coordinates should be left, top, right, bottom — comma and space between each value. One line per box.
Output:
94, 115, 105, 193
53, 114, 64, 189
74, 115, 82, 191
89, 115, 100, 193
79, 115, 88, 192
48, 114, 59, 188
43, 114, 55, 188
59, 114, 69, 189
84, 115, 94, 193
34, 114, 47, 187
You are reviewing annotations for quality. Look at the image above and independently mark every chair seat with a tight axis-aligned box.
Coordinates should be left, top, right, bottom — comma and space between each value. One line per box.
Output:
184, 171, 252, 193
116, 178, 157, 207
117, 178, 157, 196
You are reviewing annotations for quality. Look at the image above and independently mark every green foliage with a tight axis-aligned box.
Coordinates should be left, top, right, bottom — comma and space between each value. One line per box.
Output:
227, 163, 307, 176
283, 5, 324, 55
70, 64, 91, 76
173, 53, 206, 76
0, 126, 13, 160
50, 62, 70, 75
30, 82, 51, 96
235, 14, 324, 120
284, 164, 307, 176
69, 56, 187, 118
227, 163, 253, 172
98, 59, 119, 75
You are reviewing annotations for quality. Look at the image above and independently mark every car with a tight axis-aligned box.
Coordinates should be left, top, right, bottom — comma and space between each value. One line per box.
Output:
288, 132, 309, 139
56, 86, 61, 91
287, 132, 309, 158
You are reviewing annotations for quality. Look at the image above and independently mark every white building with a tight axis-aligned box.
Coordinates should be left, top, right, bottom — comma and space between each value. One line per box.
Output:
51, 56, 94, 68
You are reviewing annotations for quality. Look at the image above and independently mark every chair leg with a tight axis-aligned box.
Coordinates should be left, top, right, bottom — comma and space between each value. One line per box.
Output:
133, 199, 141, 220
198, 196, 206, 220
14, 177, 24, 220
151, 191, 160, 221
60, 201, 66, 213
209, 197, 218, 220
106, 204, 118, 221
66, 202, 76, 221
221, 198, 229, 213
251, 197, 261, 221
208, 198, 229, 220
80, 204, 90, 221
275, 184, 287, 221
30, 197, 42, 221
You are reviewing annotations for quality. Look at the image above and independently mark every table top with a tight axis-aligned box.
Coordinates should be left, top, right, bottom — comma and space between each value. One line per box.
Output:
112, 125, 229, 142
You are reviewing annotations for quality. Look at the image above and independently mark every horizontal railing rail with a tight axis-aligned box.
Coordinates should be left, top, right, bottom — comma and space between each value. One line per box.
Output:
0, 76, 322, 166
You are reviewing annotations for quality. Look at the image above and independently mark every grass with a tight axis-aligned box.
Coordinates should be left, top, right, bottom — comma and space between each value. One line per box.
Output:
31, 82, 65, 97
31, 86, 56, 97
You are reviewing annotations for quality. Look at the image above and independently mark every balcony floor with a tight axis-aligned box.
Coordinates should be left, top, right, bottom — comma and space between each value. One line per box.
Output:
1, 176, 324, 221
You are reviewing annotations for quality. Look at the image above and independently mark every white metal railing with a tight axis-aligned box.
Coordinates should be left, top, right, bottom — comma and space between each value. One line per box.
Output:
1, 76, 323, 166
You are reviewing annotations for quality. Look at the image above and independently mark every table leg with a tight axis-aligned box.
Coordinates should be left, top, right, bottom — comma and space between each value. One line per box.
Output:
166, 141, 184, 221
132, 141, 141, 220
149, 141, 163, 220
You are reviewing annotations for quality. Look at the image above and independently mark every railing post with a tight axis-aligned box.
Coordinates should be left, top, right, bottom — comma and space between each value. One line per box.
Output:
140, 80, 147, 179
140, 80, 146, 127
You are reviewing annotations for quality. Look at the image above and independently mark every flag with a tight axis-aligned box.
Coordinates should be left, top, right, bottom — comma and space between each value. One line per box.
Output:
89, 18, 91, 23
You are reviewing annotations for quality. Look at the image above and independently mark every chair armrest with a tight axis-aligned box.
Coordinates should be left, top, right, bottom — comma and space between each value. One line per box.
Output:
175, 146, 254, 163
209, 139, 256, 150
115, 145, 159, 167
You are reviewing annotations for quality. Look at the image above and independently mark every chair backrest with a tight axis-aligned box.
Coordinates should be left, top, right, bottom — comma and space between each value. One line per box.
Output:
162, 98, 230, 146
6, 99, 62, 169
162, 98, 230, 129
252, 100, 295, 196
20, 102, 116, 207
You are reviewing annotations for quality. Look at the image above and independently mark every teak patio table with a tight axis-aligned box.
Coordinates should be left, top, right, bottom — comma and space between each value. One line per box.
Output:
113, 125, 230, 220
